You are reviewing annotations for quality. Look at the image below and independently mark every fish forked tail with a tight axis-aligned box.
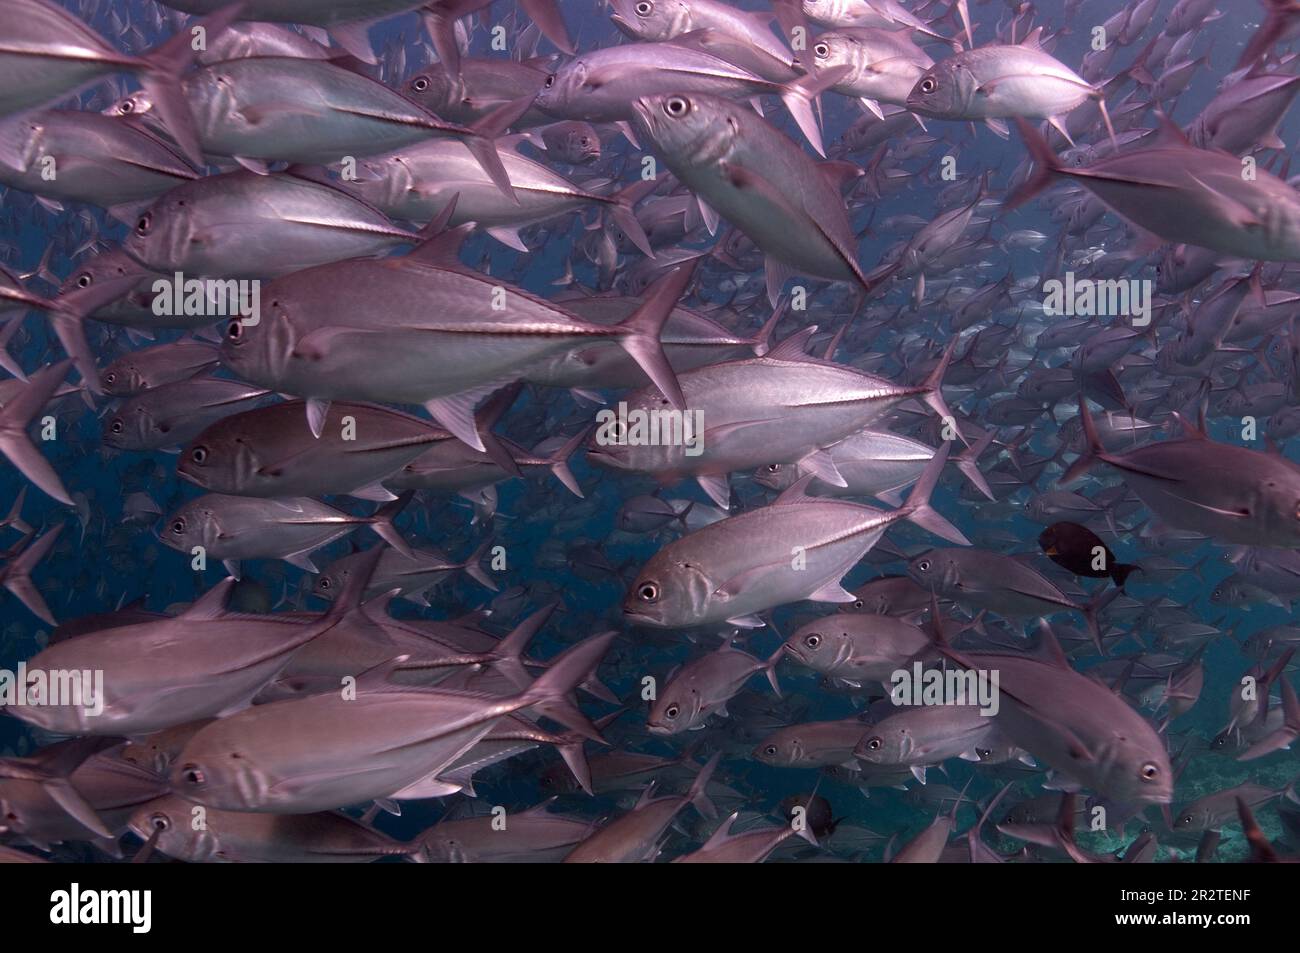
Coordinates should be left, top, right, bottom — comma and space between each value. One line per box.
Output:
3, 522, 64, 626
1005, 118, 1064, 211
598, 177, 659, 259
614, 259, 698, 411
516, 631, 618, 743
1059, 394, 1106, 485
899, 443, 971, 546
136, 2, 245, 169
0, 359, 75, 505
365, 490, 415, 558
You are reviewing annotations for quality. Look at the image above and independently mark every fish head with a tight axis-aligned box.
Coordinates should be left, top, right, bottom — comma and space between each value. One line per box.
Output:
99, 357, 147, 396
622, 553, 709, 627
906, 61, 971, 118
808, 31, 858, 80
178, 422, 260, 494
1108, 735, 1175, 806
647, 683, 703, 734
121, 191, 196, 274
219, 291, 296, 386
102, 403, 150, 450
535, 59, 592, 116
0, 780, 46, 839
753, 462, 798, 490
632, 93, 736, 167
128, 796, 215, 861
608, 0, 691, 42
312, 565, 346, 602
103, 89, 155, 122
854, 724, 900, 765
1172, 803, 1208, 831
171, 738, 269, 812
404, 69, 458, 116
753, 733, 799, 765
161, 500, 213, 555
545, 121, 601, 163
906, 548, 948, 591
785, 619, 840, 669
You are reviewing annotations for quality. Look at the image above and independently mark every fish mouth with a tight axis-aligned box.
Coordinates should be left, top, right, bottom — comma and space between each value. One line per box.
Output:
646, 723, 671, 735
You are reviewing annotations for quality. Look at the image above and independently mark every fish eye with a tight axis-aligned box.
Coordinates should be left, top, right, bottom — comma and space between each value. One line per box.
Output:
853, 600, 864, 609
865, 737, 882, 750
804, 633, 821, 648
227, 320, 243, 341
920, 77, 936, 94
638, 582, 660, 602
135, 213, 152, 236
814, 42, 829, 58
110, 419, 124, 434
665, 703, 679, 718
180, 764, 205, 786
190, 446, 208, 465
76, 273, 92, 288
149, 813, 171, 831
119, 100, 135, 114
663, 96, 689, 118
319, 577, 331, 590
104, 372, 116, 384
412, 75, 430, 91
917, 559, 931, 572
764, 744, 778, 756
635, 0, 653, 16
580, 137, 589, 146
767, 464, 780, 472
544, 74, 555, 88
170, 518, 186, 535
1140, 763, 1160, 781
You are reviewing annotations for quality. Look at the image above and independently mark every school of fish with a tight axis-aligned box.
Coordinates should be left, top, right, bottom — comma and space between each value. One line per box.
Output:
3, 0, 1300, 864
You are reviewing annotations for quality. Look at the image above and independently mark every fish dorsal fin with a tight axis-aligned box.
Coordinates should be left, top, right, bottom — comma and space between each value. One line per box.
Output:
407, 221, 474, 268
1170, 410, 1207, 439
775, 473, 819, 505
818, 160, 864, 193
1034, 619, 1071, 669
180, 577, 236, 620
1151, 112, 1192, 149
1020, 27, 1044, 50
766, 326, 819, 361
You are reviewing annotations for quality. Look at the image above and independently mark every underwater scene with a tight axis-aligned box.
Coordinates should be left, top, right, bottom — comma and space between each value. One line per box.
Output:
1, 0, 1299, 871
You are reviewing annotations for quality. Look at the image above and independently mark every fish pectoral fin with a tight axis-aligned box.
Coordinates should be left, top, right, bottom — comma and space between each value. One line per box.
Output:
1185, 173, 1266, 230
713, 560, 787, 601
806, 580, 856, 603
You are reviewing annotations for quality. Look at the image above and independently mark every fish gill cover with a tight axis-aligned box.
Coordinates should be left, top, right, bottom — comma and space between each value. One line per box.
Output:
0, 0, 1298, 873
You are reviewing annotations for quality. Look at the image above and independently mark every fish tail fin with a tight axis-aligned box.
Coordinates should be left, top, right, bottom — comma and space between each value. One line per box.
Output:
920, 336, 969, 445
320, 543, 386, 624
519, 0, 574, 54
954, 427, 995, 500
4, 522, 64, 625
1005, 118, 1063, 210
1083, 586, 1119, 655
0, 360, 74, 505
1095, 94, 1119, 151
1061, 395, 1104, 484
900, 443, 971, 545
139, 2, 245, 168
517, 631, 617, 741
462, 536, 499, 592
545, 426, 592, 499
779, 66, 846, 157
463, 96, 536, 203
1111, 562, 1139, 590
367, 490, 414, 558
764, 644, 785, 697
3, 485, 31, 536
488, 602, 556, 691
604, 178, 658, 259
686, 753, 721, 820
613, 259, 697, 410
